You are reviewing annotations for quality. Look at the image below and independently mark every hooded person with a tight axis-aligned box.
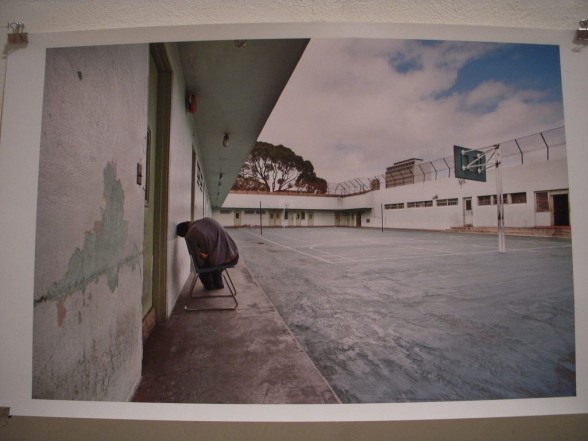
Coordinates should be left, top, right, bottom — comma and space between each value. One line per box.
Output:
176, 217, 239, 290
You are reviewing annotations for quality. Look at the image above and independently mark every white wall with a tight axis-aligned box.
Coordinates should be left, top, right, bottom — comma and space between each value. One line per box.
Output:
32, 44, 149, 401
28, 40, 210, 400
164, 42, 201, 314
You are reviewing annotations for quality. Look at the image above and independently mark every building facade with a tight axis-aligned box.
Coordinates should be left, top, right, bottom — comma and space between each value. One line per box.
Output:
216, 145, 569, 233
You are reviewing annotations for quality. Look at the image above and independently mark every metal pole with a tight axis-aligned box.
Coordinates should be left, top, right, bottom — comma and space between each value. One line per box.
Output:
495, 145, 506, 253
259, 201, 263, 235
381, 203, 384, 232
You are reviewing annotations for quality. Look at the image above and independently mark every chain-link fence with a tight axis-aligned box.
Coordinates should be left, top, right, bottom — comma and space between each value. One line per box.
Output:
327, 126, 566, 196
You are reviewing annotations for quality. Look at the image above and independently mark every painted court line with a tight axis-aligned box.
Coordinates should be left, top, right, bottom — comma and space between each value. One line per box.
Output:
244, 230, 571, 265
244, 231, 337, 264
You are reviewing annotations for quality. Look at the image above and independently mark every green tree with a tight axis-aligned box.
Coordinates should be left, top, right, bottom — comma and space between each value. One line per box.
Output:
232, 141, 328, 194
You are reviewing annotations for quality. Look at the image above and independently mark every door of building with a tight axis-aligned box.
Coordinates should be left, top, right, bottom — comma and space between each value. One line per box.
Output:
234, 211, 242, 227
553, 193, 570, 226
463, 197, 473, 226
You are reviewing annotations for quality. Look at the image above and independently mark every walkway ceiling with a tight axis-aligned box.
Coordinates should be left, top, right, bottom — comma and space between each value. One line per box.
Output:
177, 39, 309, 208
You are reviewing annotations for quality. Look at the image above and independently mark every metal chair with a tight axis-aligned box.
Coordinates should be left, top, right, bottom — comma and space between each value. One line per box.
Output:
183, 238, 238, 312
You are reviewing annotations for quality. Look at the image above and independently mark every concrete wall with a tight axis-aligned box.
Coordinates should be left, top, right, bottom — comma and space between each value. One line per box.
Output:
33, 45, 149, 400
31, 41, 210, 401
375, 157, 569, 230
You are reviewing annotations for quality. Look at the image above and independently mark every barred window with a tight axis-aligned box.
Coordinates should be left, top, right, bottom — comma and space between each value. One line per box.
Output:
436, 198, 458, 207
478, 195, 493, 206
407, 200, 433, 208
384, 203, 404, 210
219, 209, 231, 214
536, 191, 549, 212
510, 192, 527, 204
196, 161, 203, 190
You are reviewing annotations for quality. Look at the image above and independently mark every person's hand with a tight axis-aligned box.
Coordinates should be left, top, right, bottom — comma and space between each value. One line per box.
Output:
198, 251, 209, 260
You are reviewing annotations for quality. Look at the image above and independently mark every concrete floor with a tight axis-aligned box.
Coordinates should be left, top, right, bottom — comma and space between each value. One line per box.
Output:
230, 227, 576, 403
133, 261, 340, 404
134, 227, 575, 405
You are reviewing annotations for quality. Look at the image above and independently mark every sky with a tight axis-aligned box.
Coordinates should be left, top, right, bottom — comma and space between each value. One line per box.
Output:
258, 39, 564, 184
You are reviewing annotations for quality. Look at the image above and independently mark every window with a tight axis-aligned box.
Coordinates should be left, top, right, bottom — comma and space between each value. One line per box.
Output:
536, 191, 549, 212
196, 161, 203, 190
244, 209, 255, 214
407, 200, 433, 208
436, 198, 458, 207
301, 212, 306, 220
510, 192, 527, 204
219, 209, 231, 214
384, 203, 404, 210
478, 195, 493, 206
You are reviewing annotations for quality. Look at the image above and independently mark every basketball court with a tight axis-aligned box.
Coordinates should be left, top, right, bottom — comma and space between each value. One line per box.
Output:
230, 227, 575, 403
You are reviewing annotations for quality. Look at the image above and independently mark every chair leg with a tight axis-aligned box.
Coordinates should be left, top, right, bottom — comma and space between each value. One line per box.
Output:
188, 271, 199, 298
223, 270, 237, 297
184, 269, 238, 312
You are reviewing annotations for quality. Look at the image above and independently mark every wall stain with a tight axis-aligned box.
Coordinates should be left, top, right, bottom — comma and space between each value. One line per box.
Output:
35, 162, 140, 315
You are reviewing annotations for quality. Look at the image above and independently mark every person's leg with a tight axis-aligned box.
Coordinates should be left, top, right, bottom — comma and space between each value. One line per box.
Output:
199, 271, 215, 290
212, 269, 224, 289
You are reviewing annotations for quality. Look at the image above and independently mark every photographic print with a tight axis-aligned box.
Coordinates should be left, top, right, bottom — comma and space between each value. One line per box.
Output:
31, 37, 574, 406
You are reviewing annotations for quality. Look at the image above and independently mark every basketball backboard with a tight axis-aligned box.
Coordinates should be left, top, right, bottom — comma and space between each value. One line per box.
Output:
454, 145, 487, 182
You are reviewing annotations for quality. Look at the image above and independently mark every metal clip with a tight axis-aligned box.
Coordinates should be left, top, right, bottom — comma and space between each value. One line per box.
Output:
7, 22, 28, 45
575, 19, 588, 43
0, 406, 10, 429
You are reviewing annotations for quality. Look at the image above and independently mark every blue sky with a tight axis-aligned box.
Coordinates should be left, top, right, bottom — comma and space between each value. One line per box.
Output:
440, 43, 562, 101
259, 39, 564, 183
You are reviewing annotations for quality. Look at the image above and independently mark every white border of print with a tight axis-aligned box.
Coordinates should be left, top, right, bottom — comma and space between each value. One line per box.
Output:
0, 22, 586, 422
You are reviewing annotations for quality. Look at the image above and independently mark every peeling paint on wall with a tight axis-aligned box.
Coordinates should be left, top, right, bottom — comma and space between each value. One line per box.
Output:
35, 162, 140, 312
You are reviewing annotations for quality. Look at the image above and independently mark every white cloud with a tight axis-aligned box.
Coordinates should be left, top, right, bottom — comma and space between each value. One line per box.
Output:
259, 38, 564, 184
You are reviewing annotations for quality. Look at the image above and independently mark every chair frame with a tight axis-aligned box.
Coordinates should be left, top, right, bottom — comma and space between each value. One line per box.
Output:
183, 238, 238, 312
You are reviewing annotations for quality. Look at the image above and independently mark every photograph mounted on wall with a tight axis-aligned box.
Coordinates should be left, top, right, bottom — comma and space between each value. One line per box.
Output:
33, 36, 573, 405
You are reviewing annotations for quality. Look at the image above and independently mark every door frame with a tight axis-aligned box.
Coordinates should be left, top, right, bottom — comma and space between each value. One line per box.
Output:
149, 43, 172, 322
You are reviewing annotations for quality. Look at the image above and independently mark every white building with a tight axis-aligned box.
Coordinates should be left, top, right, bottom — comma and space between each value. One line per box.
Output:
215, 129, 570, 233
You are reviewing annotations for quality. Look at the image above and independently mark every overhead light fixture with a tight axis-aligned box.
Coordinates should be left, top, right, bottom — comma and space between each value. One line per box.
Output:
223, 133, 230, 148
576, 19, 588, 43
